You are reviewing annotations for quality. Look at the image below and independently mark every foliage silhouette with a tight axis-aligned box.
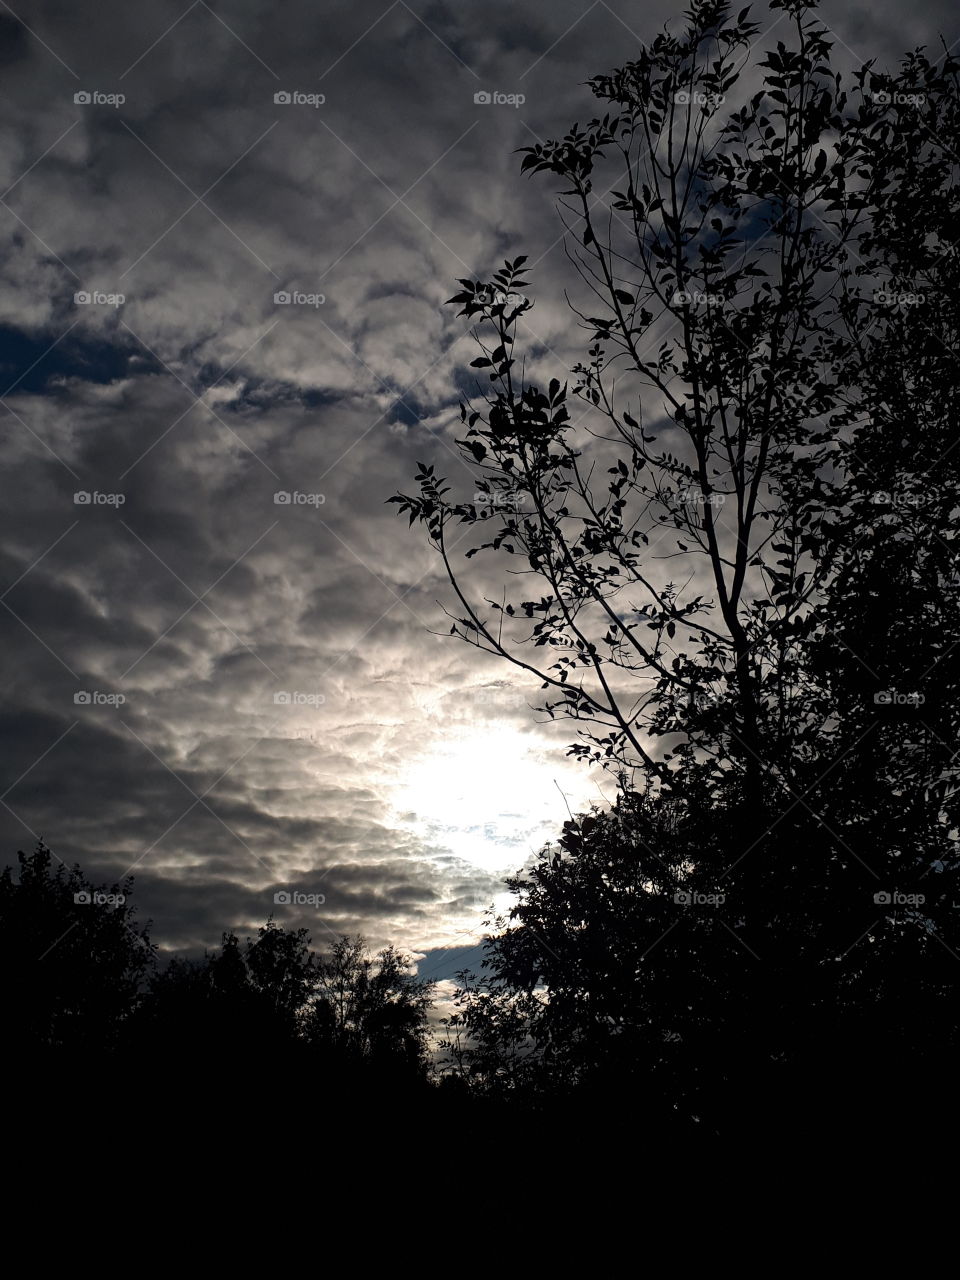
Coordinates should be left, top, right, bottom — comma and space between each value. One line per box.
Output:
0, 839, 153, 1059
391, 0, 960, 813
6, 0, 960, 1148
1, 842, 439, 1124
304, 934, 435, 1078
393, 0, 960, 1137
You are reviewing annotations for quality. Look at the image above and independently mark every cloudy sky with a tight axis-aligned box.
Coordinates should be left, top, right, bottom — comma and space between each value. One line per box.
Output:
1, 0, 955, 982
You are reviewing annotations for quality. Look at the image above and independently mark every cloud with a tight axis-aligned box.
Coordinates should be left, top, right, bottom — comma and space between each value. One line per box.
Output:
1, 0, 952, 963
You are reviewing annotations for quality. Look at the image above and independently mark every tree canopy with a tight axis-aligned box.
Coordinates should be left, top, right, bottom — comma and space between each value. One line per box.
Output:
394, 0, 960, 1135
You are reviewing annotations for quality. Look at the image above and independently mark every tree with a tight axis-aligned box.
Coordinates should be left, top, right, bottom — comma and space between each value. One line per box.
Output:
0, 839, 154, 1056
135, 919, 318, 1058
306, 935, 435, 1076
0, 837, 441, 1131
140, 929, 436, 1079
398, 0, 960, 1131
391, 1, 959, 820
443, 776, 960, 1132
245, 919, 319, 1030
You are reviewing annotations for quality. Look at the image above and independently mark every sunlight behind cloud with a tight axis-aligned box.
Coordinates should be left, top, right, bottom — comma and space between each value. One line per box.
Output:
392, 722, 588, 874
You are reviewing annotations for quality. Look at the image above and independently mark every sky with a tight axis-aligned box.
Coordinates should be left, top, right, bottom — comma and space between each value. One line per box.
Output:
1, 0, 956, 986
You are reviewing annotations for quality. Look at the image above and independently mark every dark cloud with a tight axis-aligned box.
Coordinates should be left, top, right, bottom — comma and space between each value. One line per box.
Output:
1, 0, 955, 967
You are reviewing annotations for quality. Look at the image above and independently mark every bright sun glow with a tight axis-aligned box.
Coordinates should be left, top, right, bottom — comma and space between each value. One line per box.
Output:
393, 723, 583, 873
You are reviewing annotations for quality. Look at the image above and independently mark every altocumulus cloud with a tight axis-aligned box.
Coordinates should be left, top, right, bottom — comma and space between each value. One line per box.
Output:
0, 0, 946, 972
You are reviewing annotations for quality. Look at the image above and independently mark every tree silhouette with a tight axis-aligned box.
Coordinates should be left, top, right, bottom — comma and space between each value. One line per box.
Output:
305, 934, 435, 1078
0, 840, 154, 1058
442, 772, 960, 1133
391, 1, 960, 825
396, 0, 960, 1135
0, 839, 440, 1126
134, 922, 318, 1062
